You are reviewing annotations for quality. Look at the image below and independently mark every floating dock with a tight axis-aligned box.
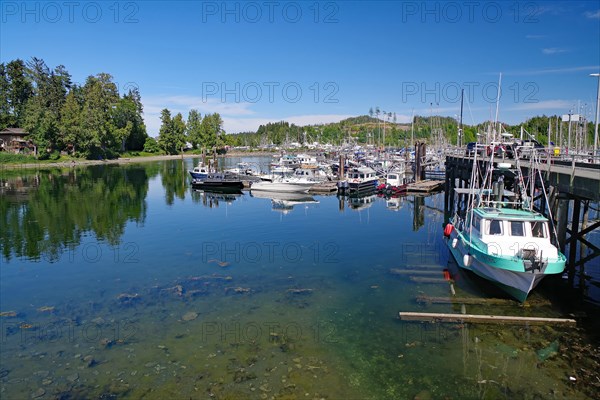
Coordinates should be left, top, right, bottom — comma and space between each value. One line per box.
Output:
406, 179, 444, 193
309, 182, 338, 193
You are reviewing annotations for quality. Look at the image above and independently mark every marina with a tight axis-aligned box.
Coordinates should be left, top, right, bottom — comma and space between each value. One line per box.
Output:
1, 1, 599, 398
1, 154, 599, 400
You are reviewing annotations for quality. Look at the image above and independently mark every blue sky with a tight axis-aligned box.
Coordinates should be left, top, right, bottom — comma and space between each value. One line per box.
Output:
1, 1, 599, 135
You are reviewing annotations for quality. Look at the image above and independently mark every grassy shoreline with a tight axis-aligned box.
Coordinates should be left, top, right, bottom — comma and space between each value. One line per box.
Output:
0, 151, 278, 170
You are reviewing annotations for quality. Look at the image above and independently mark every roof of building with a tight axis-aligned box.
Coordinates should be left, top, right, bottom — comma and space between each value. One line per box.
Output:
0, 128, 28, 135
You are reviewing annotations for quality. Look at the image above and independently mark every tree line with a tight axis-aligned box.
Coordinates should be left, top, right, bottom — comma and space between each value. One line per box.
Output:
1, 58, 147, 159
148, 108, 233, 155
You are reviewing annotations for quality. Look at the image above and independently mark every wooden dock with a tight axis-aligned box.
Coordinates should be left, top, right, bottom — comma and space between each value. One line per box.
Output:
398, 311, 577, 326
309, 181, 338, 193
406, 179, 444, 193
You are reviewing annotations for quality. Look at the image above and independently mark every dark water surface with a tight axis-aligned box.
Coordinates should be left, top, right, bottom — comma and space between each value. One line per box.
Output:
1, 158, 597, 399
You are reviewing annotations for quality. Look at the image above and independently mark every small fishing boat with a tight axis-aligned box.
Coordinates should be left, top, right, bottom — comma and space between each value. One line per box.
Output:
191, 172, 244, 190
188, 162, 211, 180
343, 166, 379, 193
445, 155, 566, 302
377, 168, 409, 196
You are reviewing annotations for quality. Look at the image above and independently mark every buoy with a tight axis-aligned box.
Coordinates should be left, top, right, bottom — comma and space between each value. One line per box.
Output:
443, 269, 451, 281
463, 254, 472, 267
451, 238, 458, 248
443, 224, 454, 237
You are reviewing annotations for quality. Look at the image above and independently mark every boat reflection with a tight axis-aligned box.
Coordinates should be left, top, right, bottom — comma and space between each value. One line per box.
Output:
251, 191, 319, 214
346, 193, 377, 211
191, 187, 243, 208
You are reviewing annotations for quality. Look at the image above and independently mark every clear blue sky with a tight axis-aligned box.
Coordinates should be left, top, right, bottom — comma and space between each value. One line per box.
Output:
1, 1, 599, 135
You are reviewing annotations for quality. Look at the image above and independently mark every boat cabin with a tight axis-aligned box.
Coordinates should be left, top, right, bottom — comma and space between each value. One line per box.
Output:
348, 167, 377, 181
467, 208, 559, 259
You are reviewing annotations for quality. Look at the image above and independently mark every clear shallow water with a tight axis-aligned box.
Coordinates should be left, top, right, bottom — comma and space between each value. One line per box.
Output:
0, 158, 597, 399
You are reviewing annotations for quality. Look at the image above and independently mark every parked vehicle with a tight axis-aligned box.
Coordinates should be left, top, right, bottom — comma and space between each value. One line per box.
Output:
465, 142, 487, 156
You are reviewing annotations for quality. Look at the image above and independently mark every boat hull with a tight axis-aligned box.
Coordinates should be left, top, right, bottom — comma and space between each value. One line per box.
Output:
446, 227, 565, 302
191, 180, 244, 190
347, 179, 378, 193
250, 181, 314, 193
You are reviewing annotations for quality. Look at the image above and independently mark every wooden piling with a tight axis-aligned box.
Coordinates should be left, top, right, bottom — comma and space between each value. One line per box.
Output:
568, 199, 581, 286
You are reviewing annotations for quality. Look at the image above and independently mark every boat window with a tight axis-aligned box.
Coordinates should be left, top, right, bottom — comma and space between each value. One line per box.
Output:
509, 221, 524, 236
471, 215, 481, 232
487, 219, 502, 235
531, 221, 547, 238
389, 175, 397, 180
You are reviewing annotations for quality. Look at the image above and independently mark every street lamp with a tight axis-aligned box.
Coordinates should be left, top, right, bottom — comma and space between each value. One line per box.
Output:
591, 73, 600, 159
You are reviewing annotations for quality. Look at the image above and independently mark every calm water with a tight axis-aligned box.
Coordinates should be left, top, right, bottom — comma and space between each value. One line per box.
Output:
0, 158, 597, 399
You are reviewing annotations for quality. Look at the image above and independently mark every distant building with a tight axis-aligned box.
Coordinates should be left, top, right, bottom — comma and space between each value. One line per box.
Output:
0, 128, 34, 154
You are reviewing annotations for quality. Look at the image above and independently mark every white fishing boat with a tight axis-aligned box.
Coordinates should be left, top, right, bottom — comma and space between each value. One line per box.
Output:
445, 153, 566, 302
250, 176, 316, 193
345, 166, 379, 193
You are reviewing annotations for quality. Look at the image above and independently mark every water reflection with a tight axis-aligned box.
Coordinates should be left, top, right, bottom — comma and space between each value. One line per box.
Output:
1, 159, 598, 400
191, 188, 244, 208
0, 165, 153, 263
251, 191, 319, 214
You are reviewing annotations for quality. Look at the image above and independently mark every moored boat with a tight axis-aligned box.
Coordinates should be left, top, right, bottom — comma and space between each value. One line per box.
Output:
191, 172, 244, 190
444, 155, 566, 302
188, 162, 211, 180
343, 166, 379, 193
250, 176, 316, 193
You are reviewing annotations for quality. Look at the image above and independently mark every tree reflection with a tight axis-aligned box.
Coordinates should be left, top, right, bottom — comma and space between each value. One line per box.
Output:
0, 165, 153, 262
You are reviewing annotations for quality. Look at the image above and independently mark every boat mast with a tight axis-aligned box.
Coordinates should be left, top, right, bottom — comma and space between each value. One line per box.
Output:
458, 89, 464, 147
494, 73, 502, 144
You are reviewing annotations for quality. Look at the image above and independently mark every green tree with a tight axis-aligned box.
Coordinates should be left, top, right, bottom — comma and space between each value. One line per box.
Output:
6, 59, 33, 127
123, 88, 147, 150
186, 109, 202, 149
172, 112, 187, 153
0, 63, 11, 129
60, 88, 83, 153
80, 73, 119, 158
157, 108, 178, 154
143, 136, 160, 153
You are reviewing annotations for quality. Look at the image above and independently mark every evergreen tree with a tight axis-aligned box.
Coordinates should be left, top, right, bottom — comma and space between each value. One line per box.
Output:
157, 108, 178, 154
80, 73, 119, 158
172, 112, 187, 153
60, 88, 83, 154
186, 109, 202, 149
0, 64, 11, 129
6, 59, 33, 127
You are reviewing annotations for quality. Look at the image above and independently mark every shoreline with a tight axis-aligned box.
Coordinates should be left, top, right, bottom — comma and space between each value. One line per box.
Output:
0, 152, 279, 170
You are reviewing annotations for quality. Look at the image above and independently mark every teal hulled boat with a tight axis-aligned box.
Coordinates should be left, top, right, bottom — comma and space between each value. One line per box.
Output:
445, 149, 566, 302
